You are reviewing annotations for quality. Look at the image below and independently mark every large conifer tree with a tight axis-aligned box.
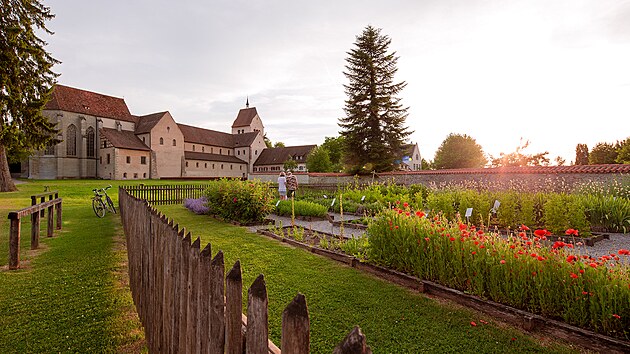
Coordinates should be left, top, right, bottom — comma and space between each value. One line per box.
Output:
339, 26, 411, 173
0, 0, 59, 191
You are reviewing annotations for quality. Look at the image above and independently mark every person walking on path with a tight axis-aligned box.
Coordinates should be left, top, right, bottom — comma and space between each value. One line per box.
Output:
286, 171, 298, 198
277, 172, 287, 200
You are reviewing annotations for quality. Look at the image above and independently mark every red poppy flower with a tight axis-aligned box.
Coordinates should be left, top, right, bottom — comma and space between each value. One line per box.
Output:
424, 237, 430, 242
520, 224, 530, 231
459, 223, 467, 231
449, 237, 455, 242
565, 228, 579, 236
396, 200, 400, 205
537, 256, 545, 261
566, 255, 577, 263
405, 212, 410, 216
416, 211, 425, 218
394, 225, 399, 229
471, 251, 476, 255
534, 229, 547, 237
612, 314, 621, 319
619, 249, 630, 255
579, 269, 584, 274
570, 273, 578, 279
403, 202, 409, 208
470, 321, 477, 327
552, 241, 565, 249
589, 262, 597, 268
500, 260, 506, 264
509, 244, 516, 249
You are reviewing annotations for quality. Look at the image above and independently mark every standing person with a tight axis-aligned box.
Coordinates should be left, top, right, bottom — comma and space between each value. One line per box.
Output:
277, 172, 287, 200
286, 171, 298, 198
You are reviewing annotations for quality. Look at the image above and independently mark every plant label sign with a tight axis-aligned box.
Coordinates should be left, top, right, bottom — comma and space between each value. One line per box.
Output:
331, 198, 336, 207
491, 200, 500, 213
465, 208, 473, 218
361, 195, 366, 202
275, 200, 280, 207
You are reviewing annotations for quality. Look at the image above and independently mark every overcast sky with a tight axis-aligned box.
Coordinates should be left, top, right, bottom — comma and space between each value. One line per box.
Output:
45, 0, 630, 164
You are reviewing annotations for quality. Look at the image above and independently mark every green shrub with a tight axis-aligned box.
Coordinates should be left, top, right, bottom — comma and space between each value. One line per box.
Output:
276, 200, 328, 218
543, 194, 590, 236
204, 179, 274, 223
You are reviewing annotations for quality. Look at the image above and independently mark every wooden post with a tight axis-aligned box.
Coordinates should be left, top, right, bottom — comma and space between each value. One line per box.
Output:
9, 215, 21, 270
246, 274, 268, 354
282, 293, 310, 354
55, 201, 62, 230
226, 260, 243, 354
31, 208, 41, 249
47, 201, 54, 237
186, 237, 201, 353
333, 326, 372, 354
40, 195, 45, 217
210, 251, 225, 354
198, 243, 212, 354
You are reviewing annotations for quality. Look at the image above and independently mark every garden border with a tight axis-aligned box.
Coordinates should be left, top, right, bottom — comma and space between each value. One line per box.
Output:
256, 229, 630, 353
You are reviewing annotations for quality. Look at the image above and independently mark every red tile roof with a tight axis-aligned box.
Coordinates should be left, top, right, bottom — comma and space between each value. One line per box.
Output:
135, 111, 168, 134
254, 145, 317, 166
184, 151, 246, 164
45, 84, 135, 122
379, 164, 630, 175
178, 123, 234, 148
100, 128, 150, 151
233, 132, 259, 147
231, 107, 258, 128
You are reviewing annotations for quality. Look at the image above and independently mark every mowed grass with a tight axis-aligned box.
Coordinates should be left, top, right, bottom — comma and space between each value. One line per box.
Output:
158, 204, 579, 353
0, 179, 162, 353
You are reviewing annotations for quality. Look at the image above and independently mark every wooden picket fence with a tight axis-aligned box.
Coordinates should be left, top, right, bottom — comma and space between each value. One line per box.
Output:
119, 187, 371, 353
123, 184, 211, 205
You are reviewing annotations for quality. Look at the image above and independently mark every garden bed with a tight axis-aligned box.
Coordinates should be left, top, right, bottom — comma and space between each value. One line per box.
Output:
256, 227, 630, 353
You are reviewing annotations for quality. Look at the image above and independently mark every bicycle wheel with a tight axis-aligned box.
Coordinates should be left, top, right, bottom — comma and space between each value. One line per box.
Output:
93, 199, 106, 218
106, 195, 117, 214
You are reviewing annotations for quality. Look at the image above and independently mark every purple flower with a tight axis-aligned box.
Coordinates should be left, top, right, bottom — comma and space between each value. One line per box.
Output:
184, 197, 210, 214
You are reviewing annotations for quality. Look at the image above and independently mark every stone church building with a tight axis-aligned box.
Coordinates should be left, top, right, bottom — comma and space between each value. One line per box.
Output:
24, 85, 273, 180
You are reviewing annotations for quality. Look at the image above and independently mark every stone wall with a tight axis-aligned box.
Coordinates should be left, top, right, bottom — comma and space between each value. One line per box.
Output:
251, 165, 630, 192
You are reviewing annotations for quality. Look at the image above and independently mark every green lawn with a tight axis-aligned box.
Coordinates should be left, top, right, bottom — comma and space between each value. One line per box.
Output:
0, 179, 578, 352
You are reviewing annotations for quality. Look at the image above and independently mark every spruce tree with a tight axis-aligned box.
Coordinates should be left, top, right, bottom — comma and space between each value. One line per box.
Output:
339, 26, 411, 173
0, 0, 59, 191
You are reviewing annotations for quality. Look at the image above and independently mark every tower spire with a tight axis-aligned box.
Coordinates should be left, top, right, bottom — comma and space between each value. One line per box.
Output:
246, 96, 249, 108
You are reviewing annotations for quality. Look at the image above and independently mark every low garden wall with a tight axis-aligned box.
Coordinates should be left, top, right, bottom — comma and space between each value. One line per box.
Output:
250, 164, 630, 192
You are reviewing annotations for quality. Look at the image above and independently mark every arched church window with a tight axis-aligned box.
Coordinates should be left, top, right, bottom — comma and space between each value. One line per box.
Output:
66, 124, 77, 156
86, 127, 95, 157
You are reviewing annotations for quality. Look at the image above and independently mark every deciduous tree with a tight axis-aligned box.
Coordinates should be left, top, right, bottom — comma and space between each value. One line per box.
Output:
305, 146, 332, 172
491, 139, 549, 167
615, 137, 630, 164
339, 25, 411, 173
1, 0, 60, 191
320, 136, 344, 172
433, 133, 487, 169
589, 142, 618, 164
574, 143, 589, 165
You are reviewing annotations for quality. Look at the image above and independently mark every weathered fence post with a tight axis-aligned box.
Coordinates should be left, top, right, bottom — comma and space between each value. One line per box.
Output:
226, 260, 243, 354
210, 251, 225, 354
282, 293, 310, 353
46, 201, 54, 237
246, 274, 268, 354
8, 214, 20, 270
55, 201, 62, 230
178, 232, 191, 353
31, 208, 40, 249
333, 326, 372, 354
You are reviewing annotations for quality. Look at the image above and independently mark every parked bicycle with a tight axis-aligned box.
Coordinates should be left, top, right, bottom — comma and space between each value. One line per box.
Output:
92, 185, 116, 218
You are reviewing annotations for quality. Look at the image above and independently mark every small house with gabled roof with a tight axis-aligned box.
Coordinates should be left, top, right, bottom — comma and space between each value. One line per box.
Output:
253, 145, 317, 172
98, 127, 151, 180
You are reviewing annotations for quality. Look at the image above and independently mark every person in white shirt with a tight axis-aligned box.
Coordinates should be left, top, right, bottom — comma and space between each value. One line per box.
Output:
277, 172, 287, 200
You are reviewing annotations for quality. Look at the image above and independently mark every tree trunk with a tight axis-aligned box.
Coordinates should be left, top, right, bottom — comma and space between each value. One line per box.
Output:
0, 144, 18, 192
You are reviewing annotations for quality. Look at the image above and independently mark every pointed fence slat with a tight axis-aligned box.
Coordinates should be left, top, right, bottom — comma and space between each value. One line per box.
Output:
282, 293, 310, 354
246, 274, 269, 354
210, 251, 225, 354
226, 260, 243, 354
